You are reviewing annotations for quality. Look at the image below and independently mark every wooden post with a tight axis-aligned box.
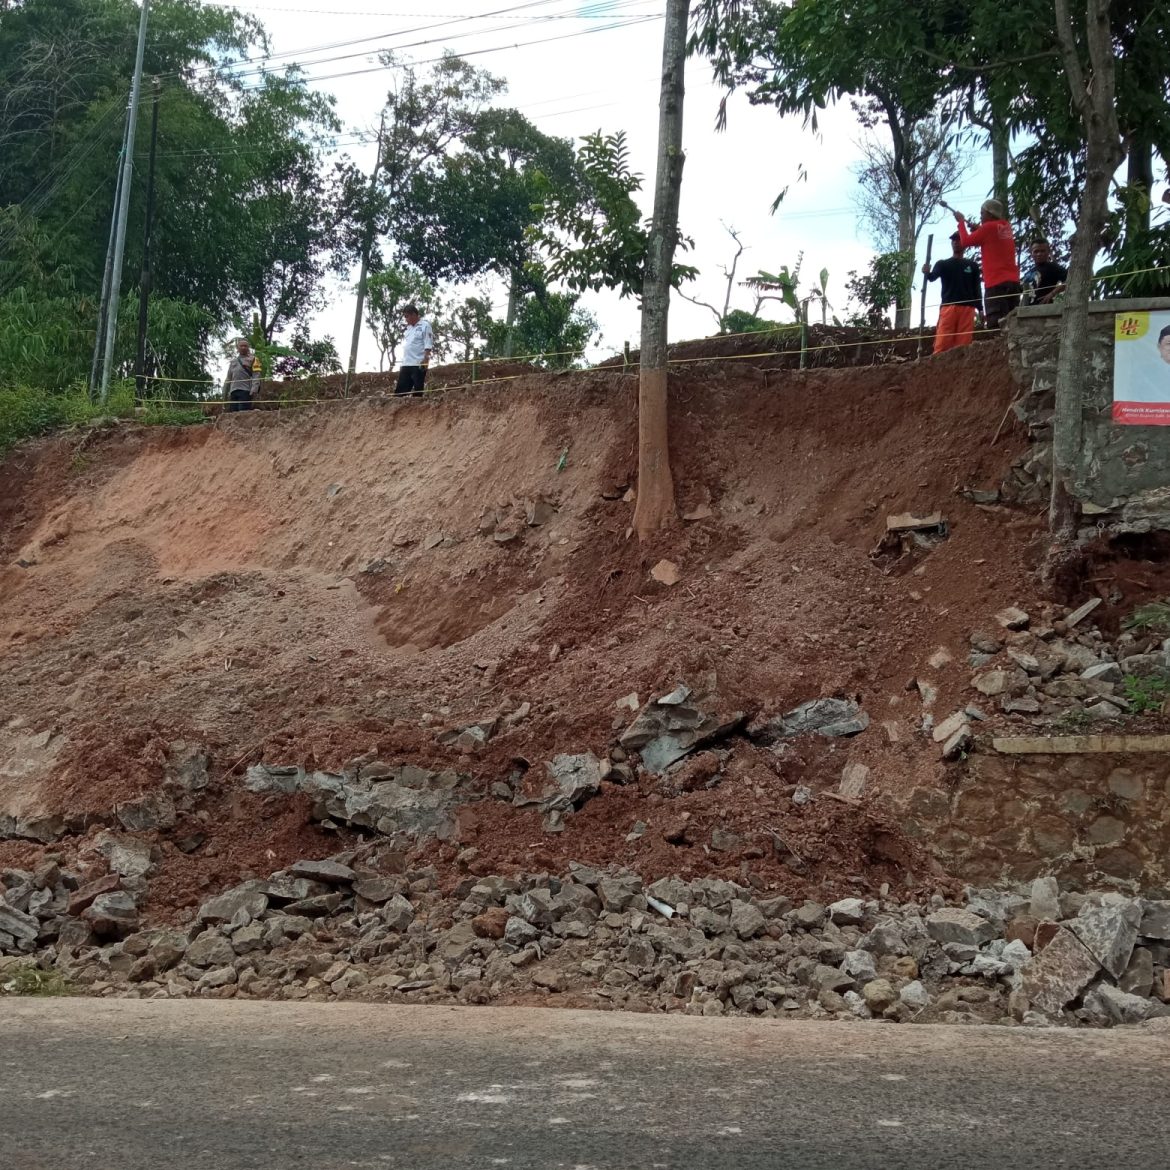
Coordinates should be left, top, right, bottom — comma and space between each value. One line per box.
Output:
917, 232, 934, 358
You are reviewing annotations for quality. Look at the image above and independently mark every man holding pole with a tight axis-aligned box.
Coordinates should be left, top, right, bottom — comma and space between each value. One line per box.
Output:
922, 232, 983, 354
952, 199, 1021, 329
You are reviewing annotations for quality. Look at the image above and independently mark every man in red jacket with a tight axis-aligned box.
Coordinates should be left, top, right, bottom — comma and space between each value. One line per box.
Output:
953, 199, 1021, 330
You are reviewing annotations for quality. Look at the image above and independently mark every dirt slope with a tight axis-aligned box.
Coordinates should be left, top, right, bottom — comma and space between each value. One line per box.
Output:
0, 343, 1033, 905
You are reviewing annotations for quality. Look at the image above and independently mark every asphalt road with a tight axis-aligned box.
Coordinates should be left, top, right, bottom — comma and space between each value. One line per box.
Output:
2, 1000, 1168, 1169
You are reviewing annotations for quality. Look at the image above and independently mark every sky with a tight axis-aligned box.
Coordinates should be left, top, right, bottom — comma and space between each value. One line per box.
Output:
209, 0, 998, 366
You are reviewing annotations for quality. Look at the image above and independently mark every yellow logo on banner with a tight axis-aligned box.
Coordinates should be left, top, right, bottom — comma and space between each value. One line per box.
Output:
1116, 312, 1150, 341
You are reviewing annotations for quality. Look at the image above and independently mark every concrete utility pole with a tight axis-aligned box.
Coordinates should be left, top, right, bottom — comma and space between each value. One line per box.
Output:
90, 111, 133, 396
99, 0, 151, 406
135, 77, 162, 396
344, 112, 386, 396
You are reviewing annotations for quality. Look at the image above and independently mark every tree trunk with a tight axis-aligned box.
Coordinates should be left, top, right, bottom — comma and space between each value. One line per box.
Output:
1126, 139, 1153, 237
895, 180, 914, 329
632, 0, 689, 540
880, 101, 914, 330
1050, 0, 1124, 543
503, 269, 520, 358
345, 115, 385, 394
991, 118, 1010, 211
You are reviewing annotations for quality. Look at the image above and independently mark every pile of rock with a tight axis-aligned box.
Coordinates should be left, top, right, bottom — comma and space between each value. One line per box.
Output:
4, 855, 1166, 1028
927, 600, 1170, 749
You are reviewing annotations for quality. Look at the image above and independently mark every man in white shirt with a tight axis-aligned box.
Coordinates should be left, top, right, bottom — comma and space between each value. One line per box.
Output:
396, 303, 434, 396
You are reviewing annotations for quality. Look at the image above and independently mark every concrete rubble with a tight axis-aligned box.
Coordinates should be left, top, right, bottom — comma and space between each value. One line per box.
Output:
4, 860, 1168, 1030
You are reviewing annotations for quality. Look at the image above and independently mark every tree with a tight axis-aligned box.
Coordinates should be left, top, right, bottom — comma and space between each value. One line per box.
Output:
853, 115, 969, 325
224, 74, 342, 342
1048, 0, 1125, 544
339, 53, 504, 379
397, 108, 580, 356
364, 264, 444, 370
844, 252, 907, 327
445, 294, 493, 362
677, 223, 747, 332
634, 0, 691, 538
270, 326, 342, 379
480, 290, 597, 368
691, 0, 954, 324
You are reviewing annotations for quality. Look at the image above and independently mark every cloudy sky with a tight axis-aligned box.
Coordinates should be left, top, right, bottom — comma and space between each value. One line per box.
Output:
212, 0, 996, 364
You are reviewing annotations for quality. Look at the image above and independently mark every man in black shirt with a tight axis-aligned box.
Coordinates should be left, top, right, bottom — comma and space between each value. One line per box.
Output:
1024, 240, 1068, 304
923, 232, 983, 353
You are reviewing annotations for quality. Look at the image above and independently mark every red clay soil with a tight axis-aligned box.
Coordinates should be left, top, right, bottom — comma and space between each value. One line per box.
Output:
0, 341, 1055, 909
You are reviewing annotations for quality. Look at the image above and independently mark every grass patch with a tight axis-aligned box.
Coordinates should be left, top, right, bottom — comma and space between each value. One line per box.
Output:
0, 964, 72, 997
1122, 673, 1170, 714
1053, 707, 1091, 733
1123, 600, 1170, 634
0, 382, 138, 455
1, 381, 212, 458
138, 400, 208, 427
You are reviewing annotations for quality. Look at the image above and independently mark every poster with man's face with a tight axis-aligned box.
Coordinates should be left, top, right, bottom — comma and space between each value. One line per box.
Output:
1114, 310, 1170, 424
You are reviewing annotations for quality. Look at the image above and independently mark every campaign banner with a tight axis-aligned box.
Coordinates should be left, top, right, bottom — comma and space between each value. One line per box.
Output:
1113, 309, 1170, 425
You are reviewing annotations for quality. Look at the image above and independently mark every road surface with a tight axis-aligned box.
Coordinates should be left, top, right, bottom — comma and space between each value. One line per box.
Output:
2, 1000, 1167, 1169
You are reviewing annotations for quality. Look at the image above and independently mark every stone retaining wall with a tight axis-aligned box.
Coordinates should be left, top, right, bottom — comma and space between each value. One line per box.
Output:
903, 748, 1170, 892
1003, 297, 1170, 532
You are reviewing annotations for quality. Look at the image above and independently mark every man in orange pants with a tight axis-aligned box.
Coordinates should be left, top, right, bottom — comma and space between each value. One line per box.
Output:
923, 232, 983, 354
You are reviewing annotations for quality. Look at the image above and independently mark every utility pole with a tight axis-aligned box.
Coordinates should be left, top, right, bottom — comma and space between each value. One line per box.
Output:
90, 111, 133, 396
344, 111, 386, 396
99, 0, 150, 406
135, 78, 162, 397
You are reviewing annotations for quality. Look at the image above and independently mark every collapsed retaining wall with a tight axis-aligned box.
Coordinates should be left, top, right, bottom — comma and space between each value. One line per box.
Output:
1003, 297, 1170, 531
903, 739, 1170, 892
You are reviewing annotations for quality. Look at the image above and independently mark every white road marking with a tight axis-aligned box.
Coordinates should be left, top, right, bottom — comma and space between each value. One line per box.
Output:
457, 1091, 512, 1104
717, 1126, 743, 1136
877, 1119, 904, 1127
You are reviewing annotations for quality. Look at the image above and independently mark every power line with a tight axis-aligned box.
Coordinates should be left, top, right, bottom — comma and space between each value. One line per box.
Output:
218, 12, 660, 91
159, 0, 655, 84
235, 16, 660, 92
206, 1, 659, 18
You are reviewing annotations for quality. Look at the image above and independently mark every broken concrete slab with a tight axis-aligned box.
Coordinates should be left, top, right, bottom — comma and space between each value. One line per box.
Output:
932, 711, 969, 744
1064, 597, 1103, 629
1019, 927, 1100, 1015
886, 512, 944, 532
839, 762, 869, 799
